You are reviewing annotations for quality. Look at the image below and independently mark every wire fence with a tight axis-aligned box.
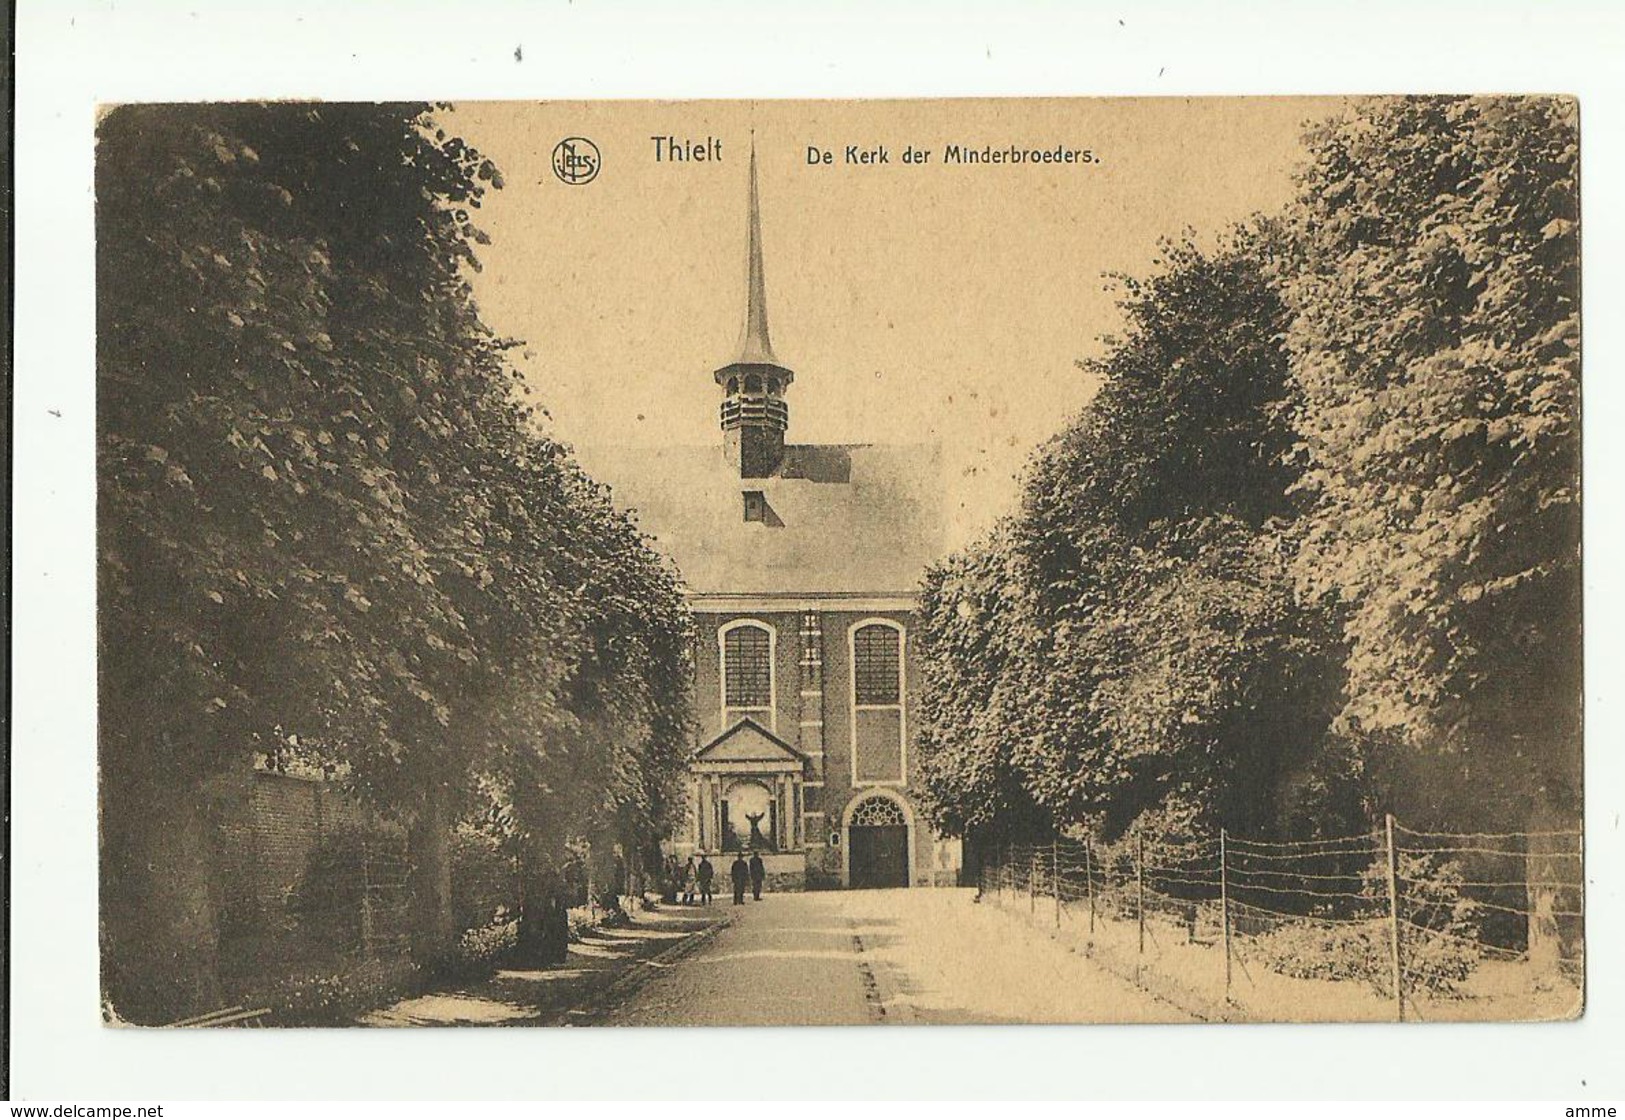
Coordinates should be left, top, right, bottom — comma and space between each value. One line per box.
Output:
980, 814, 1583, 1022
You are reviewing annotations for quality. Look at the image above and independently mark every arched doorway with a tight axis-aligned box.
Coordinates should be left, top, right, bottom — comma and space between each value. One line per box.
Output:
846, 793, 911, 888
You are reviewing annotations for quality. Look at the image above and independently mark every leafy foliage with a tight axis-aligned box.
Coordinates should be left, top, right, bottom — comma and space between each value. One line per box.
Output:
915, 524, 1053, 841
917, 97, 1579, 855
240, 957, 421, 1028
449, 824, 519, 933
1282, 96, 1581, 824
919, 235, 1338, 841
97, 103, 692, 1020
1252, 855, 1483, 998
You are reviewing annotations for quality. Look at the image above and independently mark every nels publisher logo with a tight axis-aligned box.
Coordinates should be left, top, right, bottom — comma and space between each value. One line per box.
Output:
551, 137, 601, 185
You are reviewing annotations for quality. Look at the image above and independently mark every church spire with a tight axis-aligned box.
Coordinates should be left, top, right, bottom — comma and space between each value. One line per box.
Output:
715, 136, 793, 479
735, 138, 779, 366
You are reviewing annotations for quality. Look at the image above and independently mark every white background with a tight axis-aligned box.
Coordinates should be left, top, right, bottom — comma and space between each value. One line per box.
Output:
11, 0, 1625, 1101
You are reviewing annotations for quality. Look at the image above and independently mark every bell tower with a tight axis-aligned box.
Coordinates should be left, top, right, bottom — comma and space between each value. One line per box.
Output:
715, 140, 794, 479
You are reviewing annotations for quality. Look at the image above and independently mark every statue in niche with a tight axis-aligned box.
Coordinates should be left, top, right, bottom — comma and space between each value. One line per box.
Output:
744, 810, 771, 851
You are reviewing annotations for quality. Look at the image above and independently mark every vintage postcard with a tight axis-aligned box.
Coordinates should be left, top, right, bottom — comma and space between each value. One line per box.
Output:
95, 96, 1582, 1028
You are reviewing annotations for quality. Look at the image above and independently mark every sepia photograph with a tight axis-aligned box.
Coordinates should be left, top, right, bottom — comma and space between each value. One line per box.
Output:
91, 95, 1584, 1032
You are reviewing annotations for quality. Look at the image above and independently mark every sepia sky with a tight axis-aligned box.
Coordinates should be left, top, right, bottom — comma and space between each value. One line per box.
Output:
449, 98, 1344, 548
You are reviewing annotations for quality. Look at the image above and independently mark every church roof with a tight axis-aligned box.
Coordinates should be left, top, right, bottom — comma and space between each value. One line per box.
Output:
577, 439, 945, 599
575, 141, 945, 603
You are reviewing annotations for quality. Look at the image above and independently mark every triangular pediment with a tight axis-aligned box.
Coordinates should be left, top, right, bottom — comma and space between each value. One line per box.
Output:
693, 718, 806, 767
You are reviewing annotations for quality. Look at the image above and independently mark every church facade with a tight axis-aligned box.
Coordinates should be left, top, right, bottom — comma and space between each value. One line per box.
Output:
585, 148, 958, 889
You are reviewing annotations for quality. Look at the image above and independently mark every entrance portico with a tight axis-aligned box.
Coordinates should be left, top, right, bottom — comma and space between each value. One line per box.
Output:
684, 718, 809, 887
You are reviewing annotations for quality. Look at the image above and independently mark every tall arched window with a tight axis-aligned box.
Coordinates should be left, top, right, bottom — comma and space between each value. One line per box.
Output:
720, 620, 775, 729
849, 620, 905, 784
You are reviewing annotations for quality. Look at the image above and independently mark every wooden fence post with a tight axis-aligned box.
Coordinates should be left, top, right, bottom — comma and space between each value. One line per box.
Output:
1053, 835, 1062, 927
1030, 847, 1038, 913
1385, 812, 1404, 1022
1220, 827, 1232, 1001
1085, 836, 1096, 935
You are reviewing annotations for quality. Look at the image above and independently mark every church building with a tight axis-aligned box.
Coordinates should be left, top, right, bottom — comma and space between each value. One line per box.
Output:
585, 147, 957, 889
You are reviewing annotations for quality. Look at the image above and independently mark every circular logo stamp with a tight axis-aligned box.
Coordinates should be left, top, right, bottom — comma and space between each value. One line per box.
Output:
551, 137, 601, 185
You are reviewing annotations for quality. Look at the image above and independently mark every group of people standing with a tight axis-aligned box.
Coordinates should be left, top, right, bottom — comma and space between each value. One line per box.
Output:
665, 851, 767, 906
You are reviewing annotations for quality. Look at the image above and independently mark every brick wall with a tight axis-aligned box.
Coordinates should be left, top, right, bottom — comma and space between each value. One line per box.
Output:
210, 769, 403, 966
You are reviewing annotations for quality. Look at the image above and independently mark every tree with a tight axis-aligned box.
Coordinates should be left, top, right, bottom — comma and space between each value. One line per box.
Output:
917, 96, 1580, 897
1281, 97, 1581, 832
97, 103, 693, 1020
917, 234, 1342, 845
1072, 516, 1342, 839
99, 102, 503, 1018
1010, 236, 1341, 838
489, 461, 693, 960
915, 524, 1053, 845
1031, 232, 1302, 545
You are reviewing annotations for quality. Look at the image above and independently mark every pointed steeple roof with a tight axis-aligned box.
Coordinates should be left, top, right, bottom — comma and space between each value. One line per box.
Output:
720, 139, 792, 377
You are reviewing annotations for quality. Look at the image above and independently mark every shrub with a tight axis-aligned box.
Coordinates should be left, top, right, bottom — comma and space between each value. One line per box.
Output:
432, 915, 519, 984
1250, 853, 1482, 998
243, 957, 421, 1026
449, 826, 518, 933
1253, 918, 1394, 991
459, 916, 518, 962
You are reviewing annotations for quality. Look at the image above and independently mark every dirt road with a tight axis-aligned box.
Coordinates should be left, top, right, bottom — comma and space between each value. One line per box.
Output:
599, 888, 1187, 1026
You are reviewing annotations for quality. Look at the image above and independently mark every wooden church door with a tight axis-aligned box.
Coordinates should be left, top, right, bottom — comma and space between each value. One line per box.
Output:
848, 795, 910, 888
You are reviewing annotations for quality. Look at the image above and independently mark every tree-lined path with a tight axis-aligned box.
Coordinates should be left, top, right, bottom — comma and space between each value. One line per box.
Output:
91, 96, 1580, 1030
599, 890, 1185, 1026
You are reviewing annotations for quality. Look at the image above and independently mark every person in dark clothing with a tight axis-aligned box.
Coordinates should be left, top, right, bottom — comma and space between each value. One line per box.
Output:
662, 853, 680, 904
730, 852, 750, 905
696, 854, 715, 906
748, 850, 766, 901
